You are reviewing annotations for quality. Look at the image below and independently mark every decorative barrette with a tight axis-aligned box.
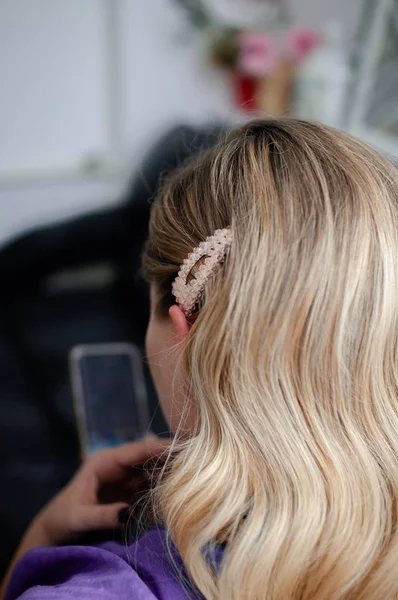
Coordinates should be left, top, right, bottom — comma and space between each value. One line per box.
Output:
172, 227, 232, 317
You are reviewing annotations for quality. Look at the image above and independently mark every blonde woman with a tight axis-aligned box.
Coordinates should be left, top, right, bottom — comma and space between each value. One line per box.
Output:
2, 119, 398, 600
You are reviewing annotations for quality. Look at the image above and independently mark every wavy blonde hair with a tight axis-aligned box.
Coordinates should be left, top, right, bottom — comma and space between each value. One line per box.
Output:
143, 119, 398, 599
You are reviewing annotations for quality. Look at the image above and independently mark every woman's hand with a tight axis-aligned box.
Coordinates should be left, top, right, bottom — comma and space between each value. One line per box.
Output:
0, 436, 170, 599
30, 435, 170, 546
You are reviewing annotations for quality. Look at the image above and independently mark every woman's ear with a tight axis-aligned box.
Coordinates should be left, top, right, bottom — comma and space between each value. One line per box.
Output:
169, 305, 190, 342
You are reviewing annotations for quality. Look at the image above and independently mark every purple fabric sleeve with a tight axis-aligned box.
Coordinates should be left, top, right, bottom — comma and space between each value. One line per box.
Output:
4, 529, 202, 600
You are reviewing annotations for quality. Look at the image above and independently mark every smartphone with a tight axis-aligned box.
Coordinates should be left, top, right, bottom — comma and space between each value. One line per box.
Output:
70, 343, 150, 457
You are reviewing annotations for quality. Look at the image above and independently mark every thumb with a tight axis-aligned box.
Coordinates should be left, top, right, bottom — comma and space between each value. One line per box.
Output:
79, 502, 129, 531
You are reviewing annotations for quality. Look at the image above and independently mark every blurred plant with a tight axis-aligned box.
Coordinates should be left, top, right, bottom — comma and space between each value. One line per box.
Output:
174, 0, 211, 30
209, 28, 240, 69
175, 0, 288, 30
173, 0, 322, 114
174, 0, 320, 70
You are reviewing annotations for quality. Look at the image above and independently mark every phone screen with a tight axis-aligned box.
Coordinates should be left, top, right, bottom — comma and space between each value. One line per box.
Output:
71, 344, 149, 456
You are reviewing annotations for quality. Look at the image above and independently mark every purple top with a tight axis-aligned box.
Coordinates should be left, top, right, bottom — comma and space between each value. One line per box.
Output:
4, 529, 204, 600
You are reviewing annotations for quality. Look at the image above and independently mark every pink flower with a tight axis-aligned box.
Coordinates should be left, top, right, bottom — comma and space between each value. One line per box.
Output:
239, 31, 277, 76
287, 28, 322, 63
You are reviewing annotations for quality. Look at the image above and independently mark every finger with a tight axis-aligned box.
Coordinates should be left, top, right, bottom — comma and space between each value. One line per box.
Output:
77, 502, 130, 531
86, 437, 172, 484
106, 436, 172, 467
90, 436, 171, 469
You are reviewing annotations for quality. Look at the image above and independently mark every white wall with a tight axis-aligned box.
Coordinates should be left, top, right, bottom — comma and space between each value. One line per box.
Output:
0, 0, 364, 246
0, 0, 234, 245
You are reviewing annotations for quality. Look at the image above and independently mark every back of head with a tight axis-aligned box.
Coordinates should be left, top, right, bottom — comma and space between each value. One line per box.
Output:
144, 119, 398, 600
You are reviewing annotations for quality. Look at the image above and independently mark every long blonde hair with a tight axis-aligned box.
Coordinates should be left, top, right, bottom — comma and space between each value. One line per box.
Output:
143, 119, 398, 599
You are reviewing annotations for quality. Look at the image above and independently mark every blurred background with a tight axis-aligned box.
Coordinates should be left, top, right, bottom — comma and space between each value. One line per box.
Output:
0, 0, 397, 577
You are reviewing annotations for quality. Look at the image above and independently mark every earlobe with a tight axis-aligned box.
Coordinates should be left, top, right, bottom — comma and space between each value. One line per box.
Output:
169, 305, 190, 341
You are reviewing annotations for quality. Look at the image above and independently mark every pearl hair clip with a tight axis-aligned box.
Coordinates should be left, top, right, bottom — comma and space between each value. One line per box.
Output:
172, 227, 233, 317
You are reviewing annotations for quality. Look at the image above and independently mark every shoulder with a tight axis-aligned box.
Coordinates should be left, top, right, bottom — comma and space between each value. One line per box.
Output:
5, 529, 197, 600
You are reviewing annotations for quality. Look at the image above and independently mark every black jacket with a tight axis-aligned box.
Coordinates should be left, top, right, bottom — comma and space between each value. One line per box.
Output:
0, 124, 221, 575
